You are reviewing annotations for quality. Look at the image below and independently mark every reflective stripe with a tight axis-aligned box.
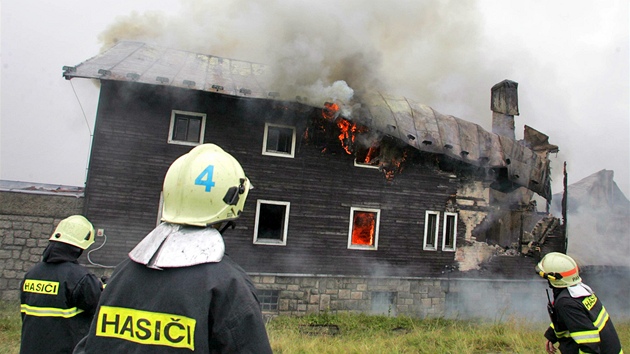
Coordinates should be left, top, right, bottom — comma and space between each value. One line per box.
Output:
569, 307, 610, 344
593, 307, 609, 330
571, 329, 600, 344
550, 323, 571, 338
559, 266, 578, 278
21, 304, 84, 318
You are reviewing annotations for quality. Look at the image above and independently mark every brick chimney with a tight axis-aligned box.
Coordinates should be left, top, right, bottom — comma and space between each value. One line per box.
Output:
491, 80, 519, 139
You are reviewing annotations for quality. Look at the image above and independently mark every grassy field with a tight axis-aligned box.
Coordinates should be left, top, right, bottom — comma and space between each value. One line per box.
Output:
2, 301, 628, 353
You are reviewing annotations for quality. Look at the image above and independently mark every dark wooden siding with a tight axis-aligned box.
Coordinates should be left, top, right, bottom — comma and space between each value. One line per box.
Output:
85, 81, 467, 276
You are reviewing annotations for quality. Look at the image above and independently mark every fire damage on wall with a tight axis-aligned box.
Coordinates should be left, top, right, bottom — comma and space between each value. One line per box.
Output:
63, 41, 565, 274
298, 86, 564, 273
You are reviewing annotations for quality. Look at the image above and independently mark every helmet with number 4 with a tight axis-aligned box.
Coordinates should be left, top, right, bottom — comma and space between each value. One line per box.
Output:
535, 252, 582, 288
161, 144, 251, 227
49, 215, 96, 250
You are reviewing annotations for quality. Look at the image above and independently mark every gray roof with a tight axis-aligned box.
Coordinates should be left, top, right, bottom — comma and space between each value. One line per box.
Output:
63, 41, 553, 199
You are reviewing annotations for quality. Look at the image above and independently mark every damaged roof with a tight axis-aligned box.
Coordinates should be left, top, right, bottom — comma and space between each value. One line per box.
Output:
63, 41, 553, 199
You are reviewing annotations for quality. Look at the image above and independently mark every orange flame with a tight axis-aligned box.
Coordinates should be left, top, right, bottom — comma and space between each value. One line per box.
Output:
351, 211, 376, 246
322, 102, 339, 120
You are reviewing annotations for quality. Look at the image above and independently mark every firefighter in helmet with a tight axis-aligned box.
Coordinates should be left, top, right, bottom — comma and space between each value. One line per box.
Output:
20, 215, 103, 354
74, 144, 272, 353
536, 252, 623, 354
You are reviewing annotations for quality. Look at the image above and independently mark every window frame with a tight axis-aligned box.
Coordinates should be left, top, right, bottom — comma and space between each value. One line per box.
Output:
423, 211, 440, 251
253, 199, 290, 246
347, 207, 381, 251
262, 122, 296, 158
442, 212, 457, 251
167, 110, 206, 146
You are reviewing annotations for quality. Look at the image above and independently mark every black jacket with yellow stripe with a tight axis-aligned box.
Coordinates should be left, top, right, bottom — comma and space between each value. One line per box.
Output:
545, 286, 623, 354
20, 242, 103, 354
73, 255, 272, 354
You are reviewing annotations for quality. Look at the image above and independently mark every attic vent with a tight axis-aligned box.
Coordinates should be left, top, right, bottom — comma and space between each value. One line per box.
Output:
239, 88, 252, 95
422, 140, 432, 145
156, 76, 169, 84
211, 85, 224, 91
183, 80, 195, 87
268, 92, 280, 98
98, 69, 111, 76
461, 151, 469, 157
126, 73, 140, 81
444, 144, 453, 149
407, 134, 416, 141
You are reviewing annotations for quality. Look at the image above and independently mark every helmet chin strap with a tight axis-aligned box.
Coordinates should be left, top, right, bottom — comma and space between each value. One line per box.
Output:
219, 221, 236, 234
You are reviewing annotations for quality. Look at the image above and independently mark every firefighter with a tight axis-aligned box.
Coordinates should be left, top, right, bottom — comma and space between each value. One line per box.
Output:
536, 252, 623, 354
20, 215, 103, 354
73, 144, 272, 353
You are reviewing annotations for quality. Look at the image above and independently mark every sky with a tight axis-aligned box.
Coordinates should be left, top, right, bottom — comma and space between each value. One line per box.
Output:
1, 0, 629, 201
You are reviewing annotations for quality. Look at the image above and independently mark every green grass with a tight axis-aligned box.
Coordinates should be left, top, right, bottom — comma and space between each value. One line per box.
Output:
1, 302, 628, 353
0, 302, 21, 354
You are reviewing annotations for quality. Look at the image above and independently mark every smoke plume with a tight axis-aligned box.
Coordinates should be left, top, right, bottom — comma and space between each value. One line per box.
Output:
98, 0, 489, 118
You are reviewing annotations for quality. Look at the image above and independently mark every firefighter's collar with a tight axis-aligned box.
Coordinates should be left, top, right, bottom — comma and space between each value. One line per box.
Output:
128, 223, 225, 269
567, 283, 593, 298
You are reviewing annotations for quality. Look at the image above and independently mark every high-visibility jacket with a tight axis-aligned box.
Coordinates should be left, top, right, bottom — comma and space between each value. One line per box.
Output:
20, 242, 103, 354
73, 255, 272, 353
545, 286, 623, 354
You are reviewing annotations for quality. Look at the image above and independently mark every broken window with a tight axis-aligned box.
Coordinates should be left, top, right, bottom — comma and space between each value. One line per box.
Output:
423, 211, 440, 251
442, 212, 457, 251
347, 207, 380, 250
168, 110, 206, 146
253, 200, 290, 246
371, 291, 397, 316
354, 145, 380, 169
263, 123, 296, 158
258, 289, 280, 311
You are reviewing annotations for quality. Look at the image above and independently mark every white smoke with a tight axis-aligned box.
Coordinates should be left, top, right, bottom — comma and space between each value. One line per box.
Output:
98, 0, 488, 119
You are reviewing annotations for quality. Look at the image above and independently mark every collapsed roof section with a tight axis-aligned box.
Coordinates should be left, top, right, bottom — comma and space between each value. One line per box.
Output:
62, 41, 553, 199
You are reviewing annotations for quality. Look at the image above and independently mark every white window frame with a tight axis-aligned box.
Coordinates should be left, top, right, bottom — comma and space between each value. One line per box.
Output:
167, 110, 206, 146
423, 211, 440, 251
353, 159, 380, 169
347, 207, 380, 250
253, 200, 290, 246
262, 123, 296, 158
442, 212, 457, 251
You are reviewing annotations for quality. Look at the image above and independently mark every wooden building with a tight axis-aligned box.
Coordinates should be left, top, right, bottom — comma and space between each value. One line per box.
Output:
61, 41, 565, 318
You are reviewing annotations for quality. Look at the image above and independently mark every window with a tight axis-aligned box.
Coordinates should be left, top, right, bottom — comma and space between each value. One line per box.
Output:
371, 291, 397, 316
258, 289, 280, 311
353, 145, 380, 169
262, 123, 296, 158
253, 200, 290, 245
168, 110, 206, 146
442, 212, 457, 251
347, 207, 380, 250
423, 211, 439, 251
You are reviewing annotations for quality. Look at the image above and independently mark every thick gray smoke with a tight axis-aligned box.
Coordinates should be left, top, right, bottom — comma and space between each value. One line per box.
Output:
98, 0, 488, 117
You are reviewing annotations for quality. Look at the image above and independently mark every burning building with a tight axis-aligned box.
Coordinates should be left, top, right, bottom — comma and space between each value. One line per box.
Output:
61, 41, 565, 318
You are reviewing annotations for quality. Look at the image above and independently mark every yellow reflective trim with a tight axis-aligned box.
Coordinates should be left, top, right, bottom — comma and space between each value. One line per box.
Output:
593, 308, 609, 330
20, 304, 84, 318
95, 305, 196, 351
571, 329, 600, 344
22, 279, 59, 295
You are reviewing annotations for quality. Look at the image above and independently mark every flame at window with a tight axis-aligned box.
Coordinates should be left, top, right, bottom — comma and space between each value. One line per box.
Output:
351, 211, 376, 246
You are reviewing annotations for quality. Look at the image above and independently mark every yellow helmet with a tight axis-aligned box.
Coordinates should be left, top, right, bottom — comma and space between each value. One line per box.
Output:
535, 252, 582, 288
161, 144, 251, 227
49, 215, 95, 250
